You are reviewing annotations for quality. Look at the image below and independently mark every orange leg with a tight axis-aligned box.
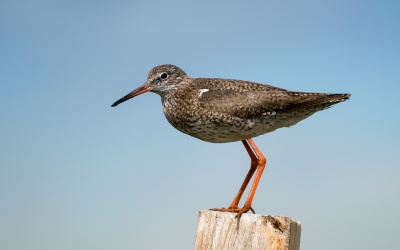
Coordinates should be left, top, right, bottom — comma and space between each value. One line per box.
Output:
212, 138, 267, 217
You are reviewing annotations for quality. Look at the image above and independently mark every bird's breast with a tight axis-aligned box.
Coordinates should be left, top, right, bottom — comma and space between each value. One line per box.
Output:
161, 95, 270, 143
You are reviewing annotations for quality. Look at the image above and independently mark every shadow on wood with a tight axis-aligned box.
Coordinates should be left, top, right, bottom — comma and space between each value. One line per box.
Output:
194, 210, 301, 250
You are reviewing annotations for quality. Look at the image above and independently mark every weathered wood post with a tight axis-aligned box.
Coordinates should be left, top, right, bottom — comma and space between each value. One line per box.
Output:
194, 210, 301, 250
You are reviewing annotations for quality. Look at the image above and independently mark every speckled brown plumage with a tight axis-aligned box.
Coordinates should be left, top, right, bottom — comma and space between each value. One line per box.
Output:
111, 64, 351, 216
113, 64, 350, 143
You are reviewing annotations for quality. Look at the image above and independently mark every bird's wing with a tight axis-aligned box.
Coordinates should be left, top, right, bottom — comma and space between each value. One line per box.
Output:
197, 88, 287, 117
198, 88, 350, 118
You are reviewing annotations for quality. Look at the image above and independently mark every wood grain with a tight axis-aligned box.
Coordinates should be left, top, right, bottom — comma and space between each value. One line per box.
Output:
194, 210, 301, 250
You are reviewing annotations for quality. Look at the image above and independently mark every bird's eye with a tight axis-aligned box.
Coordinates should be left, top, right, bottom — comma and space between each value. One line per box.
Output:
160, 72, 168, 79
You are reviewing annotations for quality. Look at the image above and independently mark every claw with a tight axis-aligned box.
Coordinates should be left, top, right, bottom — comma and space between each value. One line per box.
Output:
211, 205, 256, 217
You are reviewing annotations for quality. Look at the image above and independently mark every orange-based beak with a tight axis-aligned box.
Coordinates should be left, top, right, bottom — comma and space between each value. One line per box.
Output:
111, 84, 152, 107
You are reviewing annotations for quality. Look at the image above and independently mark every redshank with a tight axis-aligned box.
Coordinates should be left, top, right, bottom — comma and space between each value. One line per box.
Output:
112, 64, 350, 217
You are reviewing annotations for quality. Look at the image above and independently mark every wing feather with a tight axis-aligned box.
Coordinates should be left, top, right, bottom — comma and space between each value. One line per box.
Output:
198, 89, 350, 118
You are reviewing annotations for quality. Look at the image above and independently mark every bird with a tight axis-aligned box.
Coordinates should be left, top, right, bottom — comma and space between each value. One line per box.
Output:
111, 64, 350, 217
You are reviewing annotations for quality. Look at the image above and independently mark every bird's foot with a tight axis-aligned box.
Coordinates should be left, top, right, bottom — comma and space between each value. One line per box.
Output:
211, 206, 255, 218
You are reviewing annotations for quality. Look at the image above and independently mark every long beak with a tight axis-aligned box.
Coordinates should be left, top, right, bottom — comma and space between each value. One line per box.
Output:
111, 84, 152, 107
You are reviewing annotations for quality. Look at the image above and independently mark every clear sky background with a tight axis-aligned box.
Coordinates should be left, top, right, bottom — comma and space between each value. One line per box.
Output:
1, 1, 399, 249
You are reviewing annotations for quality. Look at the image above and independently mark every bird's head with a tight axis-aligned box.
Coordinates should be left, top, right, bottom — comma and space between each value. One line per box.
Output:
111, 64, 187, 107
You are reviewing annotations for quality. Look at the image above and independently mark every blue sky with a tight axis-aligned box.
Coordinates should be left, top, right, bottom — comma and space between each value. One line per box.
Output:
1, 1, 399, 249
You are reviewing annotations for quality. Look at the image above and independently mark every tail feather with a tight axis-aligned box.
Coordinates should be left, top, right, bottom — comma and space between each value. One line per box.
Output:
278, 93, 351, 111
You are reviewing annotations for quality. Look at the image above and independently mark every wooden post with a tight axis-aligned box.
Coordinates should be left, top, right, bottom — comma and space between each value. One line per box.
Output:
194, 210, 301, 250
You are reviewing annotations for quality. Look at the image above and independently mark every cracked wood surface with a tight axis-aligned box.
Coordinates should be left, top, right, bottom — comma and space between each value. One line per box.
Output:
194, 210, 301, 250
